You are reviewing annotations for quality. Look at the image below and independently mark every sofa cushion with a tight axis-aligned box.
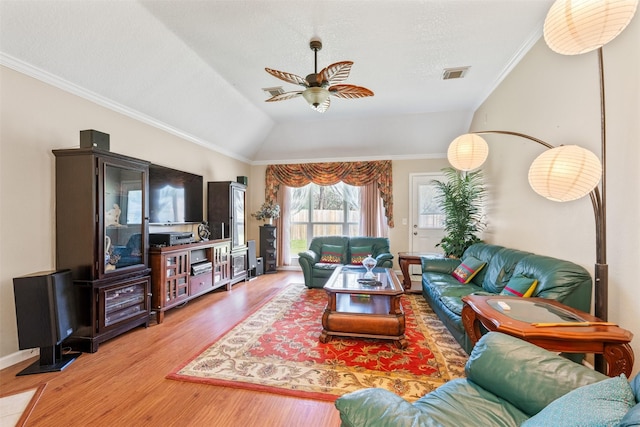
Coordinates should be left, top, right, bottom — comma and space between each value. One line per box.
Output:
319, 244, 343, 263
500, 274, 538, 297
521, 375, 635, 427
466, 333, 608, 417
511, 254, 592, 312
350, 245, 372, 265
335, 380, 529, 427
481, 247, 532, 293
460, 243, 504, 286
451, 255, 486, 284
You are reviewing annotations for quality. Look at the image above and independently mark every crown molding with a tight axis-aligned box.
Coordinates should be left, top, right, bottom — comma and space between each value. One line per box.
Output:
0, 53, 251, 164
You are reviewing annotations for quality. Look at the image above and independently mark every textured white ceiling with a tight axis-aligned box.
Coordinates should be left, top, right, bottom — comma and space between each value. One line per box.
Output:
0, 0, 554, 163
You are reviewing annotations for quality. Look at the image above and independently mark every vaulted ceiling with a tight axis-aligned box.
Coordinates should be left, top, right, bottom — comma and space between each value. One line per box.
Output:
0, 0, 554, 164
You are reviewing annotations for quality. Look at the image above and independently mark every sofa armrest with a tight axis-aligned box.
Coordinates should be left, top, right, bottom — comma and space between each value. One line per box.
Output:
375, 252, 393, 265
335, 388, 427, 427
466, 332, 608, 417
421, 256, 460, 274
298, 250, 319, 264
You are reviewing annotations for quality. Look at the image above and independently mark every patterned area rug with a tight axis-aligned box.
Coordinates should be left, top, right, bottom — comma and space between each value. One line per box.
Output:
167, 283, 468, 401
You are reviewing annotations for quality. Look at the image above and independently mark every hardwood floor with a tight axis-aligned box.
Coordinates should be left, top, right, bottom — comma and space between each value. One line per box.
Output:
0, 271, 342, 426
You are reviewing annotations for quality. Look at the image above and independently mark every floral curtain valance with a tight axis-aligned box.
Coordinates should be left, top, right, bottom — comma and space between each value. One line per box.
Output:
265, 160, 394, 227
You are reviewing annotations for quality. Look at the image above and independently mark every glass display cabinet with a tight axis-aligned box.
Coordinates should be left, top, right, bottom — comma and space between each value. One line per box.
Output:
207, 181, 248, 285
53, 147, 151, 352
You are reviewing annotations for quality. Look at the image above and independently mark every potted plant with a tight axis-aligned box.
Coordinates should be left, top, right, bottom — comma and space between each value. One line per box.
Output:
251, 201, 280, 225
432, 167, 486, 258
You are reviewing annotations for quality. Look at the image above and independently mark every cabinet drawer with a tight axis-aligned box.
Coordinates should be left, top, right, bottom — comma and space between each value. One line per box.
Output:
189, 273, 213, 296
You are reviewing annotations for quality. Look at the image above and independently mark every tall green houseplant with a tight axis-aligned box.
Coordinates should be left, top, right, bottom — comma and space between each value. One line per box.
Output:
432, 167, 486, 258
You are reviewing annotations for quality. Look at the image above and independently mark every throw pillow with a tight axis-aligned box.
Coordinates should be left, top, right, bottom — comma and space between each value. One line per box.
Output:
350, 246, 372, 265
619, 402, 640, 427
521, 375, 635, 427
500, 274, 538, 298
319, 244, 343, 264
451, 256, 486, 284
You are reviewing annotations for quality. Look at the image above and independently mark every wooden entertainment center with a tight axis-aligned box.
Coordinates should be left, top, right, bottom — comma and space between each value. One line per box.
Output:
149, 239, 231, 323
53, 145, 250, 350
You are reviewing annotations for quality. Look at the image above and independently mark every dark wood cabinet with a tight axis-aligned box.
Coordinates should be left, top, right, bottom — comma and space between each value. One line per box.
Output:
207, 181, 248, 285
260, 225, 277, 274
53, 148, 151, 352
149, 239, 231, 323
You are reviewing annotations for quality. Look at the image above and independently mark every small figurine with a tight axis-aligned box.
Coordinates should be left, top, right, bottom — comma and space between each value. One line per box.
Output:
198, 222, 211, 241
105, 203, 121, 226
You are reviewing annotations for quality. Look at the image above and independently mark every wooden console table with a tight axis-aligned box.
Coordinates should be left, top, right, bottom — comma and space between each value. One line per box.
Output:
398, 252, 443, 293
461, 294, 634, 377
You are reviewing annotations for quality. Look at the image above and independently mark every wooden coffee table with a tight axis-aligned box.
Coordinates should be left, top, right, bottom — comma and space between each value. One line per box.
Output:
461, 294, 634, 377
320, 266, 407, 348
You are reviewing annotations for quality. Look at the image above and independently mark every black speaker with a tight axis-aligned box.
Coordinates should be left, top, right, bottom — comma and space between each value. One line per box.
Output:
247, 240, 257, 269
13, 270, 80, 376
80, 129, 110, 151
256, 257, 264, 276
237, 176, 248, 185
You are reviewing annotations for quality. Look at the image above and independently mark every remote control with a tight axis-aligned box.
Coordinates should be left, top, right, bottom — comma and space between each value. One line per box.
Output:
497, 301, 511, 311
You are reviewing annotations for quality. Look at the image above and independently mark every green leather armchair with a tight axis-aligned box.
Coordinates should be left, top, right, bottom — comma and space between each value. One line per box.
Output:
298, 236, 393, 288
335, 332, 639, 427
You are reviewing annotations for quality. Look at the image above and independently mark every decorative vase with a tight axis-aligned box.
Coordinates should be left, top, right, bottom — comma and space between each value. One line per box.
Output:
266, 217, 273, 226
362, 254, 376, 279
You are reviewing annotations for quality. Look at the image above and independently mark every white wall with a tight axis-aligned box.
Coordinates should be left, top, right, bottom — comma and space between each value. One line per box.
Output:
0, 66, 250, 365
470, 16, 639, 376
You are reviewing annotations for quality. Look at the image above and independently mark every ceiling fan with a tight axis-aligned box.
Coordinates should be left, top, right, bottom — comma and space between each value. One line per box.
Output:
264, 39, 374, 113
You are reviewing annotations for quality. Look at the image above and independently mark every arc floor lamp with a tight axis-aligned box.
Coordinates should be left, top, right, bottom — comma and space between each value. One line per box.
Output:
447, 0, 638, 370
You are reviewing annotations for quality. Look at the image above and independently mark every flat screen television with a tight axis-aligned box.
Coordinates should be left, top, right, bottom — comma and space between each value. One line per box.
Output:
149, 164, 203, 224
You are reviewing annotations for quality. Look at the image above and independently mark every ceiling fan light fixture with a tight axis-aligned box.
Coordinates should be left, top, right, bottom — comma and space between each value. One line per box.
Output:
302, 87, 330, 108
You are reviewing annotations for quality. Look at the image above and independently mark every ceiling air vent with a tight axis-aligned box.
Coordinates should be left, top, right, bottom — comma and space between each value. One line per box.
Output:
442, 66, 470, 80
262, 86, 284, 97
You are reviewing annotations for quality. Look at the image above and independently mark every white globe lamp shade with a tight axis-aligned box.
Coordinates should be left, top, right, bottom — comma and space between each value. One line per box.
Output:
528, 145, 602, 202
544, 0, 639, 55
302, 87, 330, 107
447, 134, 489, 171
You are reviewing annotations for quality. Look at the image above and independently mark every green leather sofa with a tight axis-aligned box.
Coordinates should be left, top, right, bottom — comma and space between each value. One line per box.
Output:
421, 243, 592, 353
335, 332, 640, 427
298, 236, 393, 288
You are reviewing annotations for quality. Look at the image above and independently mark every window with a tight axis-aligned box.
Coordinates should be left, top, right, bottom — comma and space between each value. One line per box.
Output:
417, 182, 445, 229
289, 183, 360, 255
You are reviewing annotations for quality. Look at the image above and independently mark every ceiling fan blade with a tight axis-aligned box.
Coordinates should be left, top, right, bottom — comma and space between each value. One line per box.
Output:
265, 68, 309, 87
265, 91, 303, 102
319, 61, 353, 85
310, 97, 330, 113
329, 84, 374, 99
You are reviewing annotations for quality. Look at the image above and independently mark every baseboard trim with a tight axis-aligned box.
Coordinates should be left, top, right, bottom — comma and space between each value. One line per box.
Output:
0, 348, 39, 371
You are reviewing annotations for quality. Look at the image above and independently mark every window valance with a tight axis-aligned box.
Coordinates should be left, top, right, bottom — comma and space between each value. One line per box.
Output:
265, 160, 394, 227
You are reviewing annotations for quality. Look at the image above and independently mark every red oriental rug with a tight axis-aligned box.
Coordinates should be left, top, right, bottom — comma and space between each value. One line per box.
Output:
167, 283, 468, 402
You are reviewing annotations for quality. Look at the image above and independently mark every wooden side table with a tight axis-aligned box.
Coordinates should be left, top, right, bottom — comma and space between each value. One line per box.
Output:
461, 294, 634, 377
398, 252, 443, 293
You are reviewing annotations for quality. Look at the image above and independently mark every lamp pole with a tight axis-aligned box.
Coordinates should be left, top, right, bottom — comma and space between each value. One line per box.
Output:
467, 47, 608, 373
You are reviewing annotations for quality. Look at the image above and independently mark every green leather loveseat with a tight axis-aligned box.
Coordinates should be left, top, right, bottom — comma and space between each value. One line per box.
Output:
335, 332, 640, 427
298, 236, 393, 288
421, 243, 592, 353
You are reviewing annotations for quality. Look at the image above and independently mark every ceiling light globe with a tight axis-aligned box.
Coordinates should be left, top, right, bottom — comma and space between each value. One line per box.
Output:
528, 145, 602, 202
302, 87, 330, 108
447, 134, 489, 171
544, 0, 639, 55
